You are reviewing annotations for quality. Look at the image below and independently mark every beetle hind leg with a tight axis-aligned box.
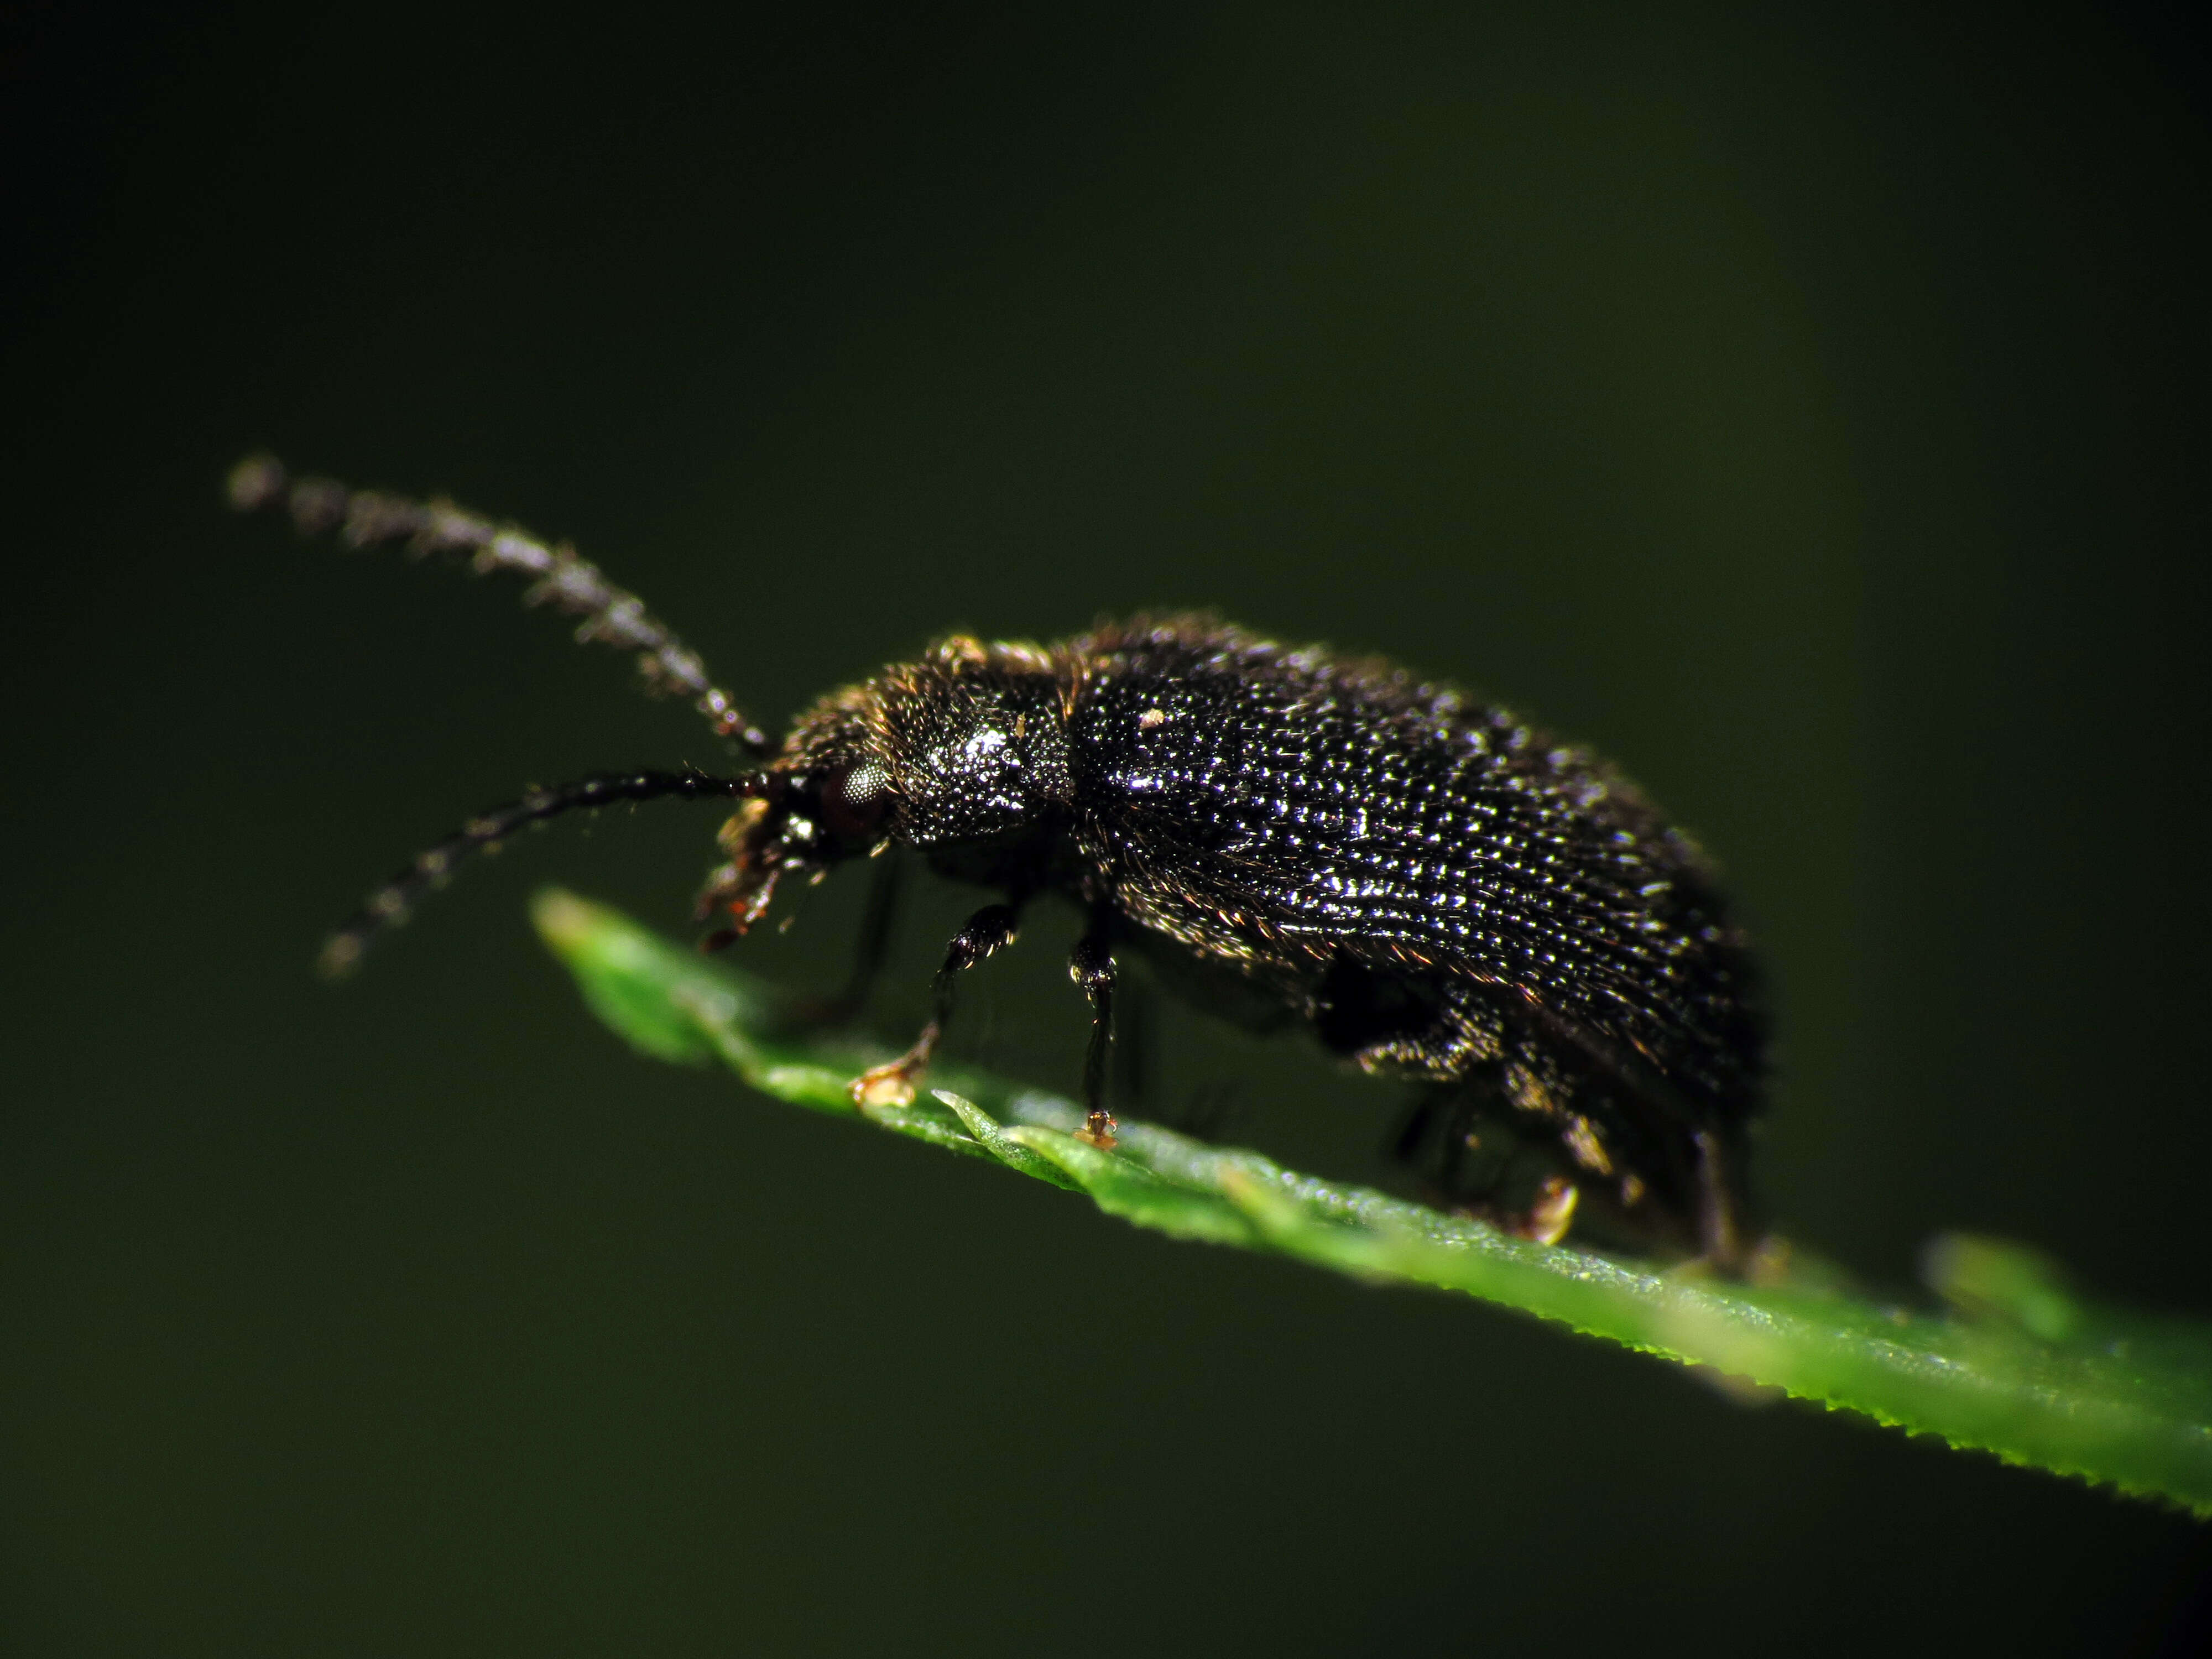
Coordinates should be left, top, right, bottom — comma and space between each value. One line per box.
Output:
1393, 1082, 1529, 1217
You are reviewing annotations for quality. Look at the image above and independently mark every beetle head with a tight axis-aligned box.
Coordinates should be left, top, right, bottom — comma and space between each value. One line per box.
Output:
701, 637, 1072, 933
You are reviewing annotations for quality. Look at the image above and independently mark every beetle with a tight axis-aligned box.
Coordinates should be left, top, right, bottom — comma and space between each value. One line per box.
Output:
231, 456, 1766, 1265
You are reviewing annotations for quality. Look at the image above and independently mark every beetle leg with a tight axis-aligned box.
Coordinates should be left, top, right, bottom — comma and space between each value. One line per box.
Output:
1112, 968, 1155, 1119
834, 853, 905, 1016
1435, 1088, 1480, 1193
1506, 1175, 1581, 1246
850, 902, 1018, 1108
1068, 930, 1119, 1148
788, 854, 904, 1028
1691, 1129, 1746, 1270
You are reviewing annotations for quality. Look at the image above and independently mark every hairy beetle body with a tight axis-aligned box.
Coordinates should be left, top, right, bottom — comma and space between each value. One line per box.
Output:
235, 458, 1765, 1263
733, 621, 1762, 1259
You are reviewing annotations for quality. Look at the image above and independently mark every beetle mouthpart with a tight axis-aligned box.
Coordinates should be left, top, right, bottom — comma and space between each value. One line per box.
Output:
696, 843, 785, 938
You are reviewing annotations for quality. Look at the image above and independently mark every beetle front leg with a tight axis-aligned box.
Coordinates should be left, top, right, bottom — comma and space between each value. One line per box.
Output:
850, 902, 1019, 1108
786, 854, 904, 1029
1068, 930, 1119, 1149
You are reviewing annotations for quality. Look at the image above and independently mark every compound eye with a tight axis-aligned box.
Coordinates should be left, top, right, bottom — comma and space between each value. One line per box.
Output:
818, 760, 891, 842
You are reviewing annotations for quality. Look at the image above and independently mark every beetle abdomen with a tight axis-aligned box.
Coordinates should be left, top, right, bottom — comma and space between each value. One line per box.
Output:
1061, 615, 1763, 1237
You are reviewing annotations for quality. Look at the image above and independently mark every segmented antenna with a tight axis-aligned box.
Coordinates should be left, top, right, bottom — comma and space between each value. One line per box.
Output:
228, 453, 771, 754
318, 768, 765, 977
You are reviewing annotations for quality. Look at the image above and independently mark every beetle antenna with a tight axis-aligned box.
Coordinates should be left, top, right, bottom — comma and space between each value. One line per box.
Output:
228, 453, 771, 755
319, 767, 768, 978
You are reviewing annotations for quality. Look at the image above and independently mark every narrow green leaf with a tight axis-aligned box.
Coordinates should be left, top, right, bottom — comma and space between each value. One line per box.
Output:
531, 888, 2212, 1516
933, 1092, 1084, 1190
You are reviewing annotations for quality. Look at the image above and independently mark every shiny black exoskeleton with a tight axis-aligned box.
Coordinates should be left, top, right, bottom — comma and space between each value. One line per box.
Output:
234, 457, 1765, 1263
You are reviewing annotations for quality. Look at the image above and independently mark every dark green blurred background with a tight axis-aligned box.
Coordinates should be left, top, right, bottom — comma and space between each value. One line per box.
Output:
6, 2, 2210, 1652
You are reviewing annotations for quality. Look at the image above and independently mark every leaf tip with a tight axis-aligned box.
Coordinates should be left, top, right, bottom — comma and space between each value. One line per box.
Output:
529, 886, 603, 957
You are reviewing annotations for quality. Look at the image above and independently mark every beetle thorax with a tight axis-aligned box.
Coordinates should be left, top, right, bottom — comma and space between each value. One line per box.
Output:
882, 668, 1073, 846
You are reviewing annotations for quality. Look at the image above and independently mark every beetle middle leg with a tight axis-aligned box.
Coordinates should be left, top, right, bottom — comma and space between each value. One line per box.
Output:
1389, 1074, 1585, 1245
1394, 1083, 1498, 1196
849, 901, 1018, 1108
1068, 925, 1119, 1147
1109, 964, 1150, 1120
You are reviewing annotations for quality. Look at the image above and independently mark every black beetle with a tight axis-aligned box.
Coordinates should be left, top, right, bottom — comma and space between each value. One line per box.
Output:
232, 457, 1766, 1264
